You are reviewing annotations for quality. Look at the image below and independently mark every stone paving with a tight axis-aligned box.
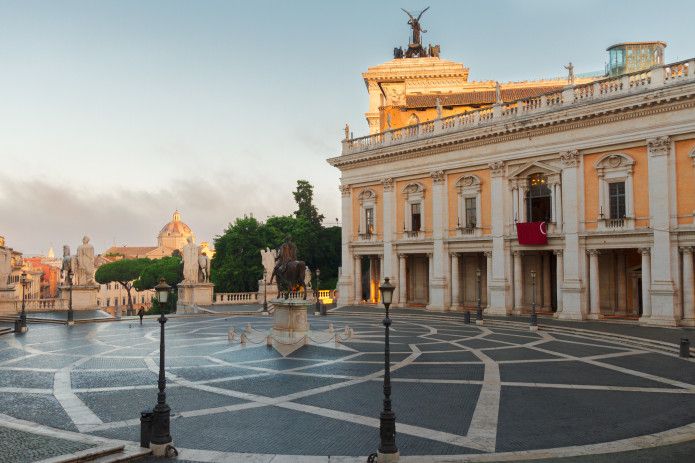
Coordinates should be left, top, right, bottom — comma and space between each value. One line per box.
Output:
0, 308, 694, 462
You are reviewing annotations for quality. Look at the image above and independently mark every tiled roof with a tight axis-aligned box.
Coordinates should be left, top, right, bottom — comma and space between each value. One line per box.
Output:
405, 86, 566, 108
102, 246, 158, 259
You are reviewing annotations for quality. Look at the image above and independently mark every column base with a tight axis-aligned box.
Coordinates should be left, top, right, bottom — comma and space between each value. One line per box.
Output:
639, 315, 679, 327
556, 311, 586, 321
378, 451, 400, 462
529, 325, 539, 332
587, 313, 601, 320
485, 306, 509, 316
425, 305, 447, 312
475, 319, 484, 325
680, 318, 695, 327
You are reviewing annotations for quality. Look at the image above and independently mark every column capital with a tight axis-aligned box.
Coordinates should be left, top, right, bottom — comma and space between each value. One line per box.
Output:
488, 160, 505, 177
638, 247, 651, 255
449, 252, 459, 258
484, 251, 492, 258
553, 249, 564, 256
647, 136, 671, 157
680, 246, 694, 255
513, 250, 522, 257
430, 170, 445, 184
381, 177, 395, 191
339, 184, 351, 196
587, 249, 601, 256
559, 150, 580, 168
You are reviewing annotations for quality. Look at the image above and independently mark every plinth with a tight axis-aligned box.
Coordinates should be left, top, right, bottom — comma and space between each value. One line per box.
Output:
177, 282, 214, 308
0, 286, 16, 315
270, 298, 312, 356
59, 284, 99, 310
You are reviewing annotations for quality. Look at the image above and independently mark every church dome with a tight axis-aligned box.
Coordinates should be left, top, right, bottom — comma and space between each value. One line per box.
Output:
157, 211, 194, 250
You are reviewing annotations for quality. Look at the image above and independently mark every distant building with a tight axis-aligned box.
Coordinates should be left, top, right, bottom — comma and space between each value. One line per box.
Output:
606, 42, 666, 77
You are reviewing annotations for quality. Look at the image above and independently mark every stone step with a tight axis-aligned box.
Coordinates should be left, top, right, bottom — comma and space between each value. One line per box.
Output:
0, 327, 12, 336
47, 443, 151, 463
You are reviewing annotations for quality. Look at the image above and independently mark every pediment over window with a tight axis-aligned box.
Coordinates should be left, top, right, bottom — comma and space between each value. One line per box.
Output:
455, 174, 482, 188
508, 160, 561, 179
594, 153, 635, 170
402, 182, 426, 196
358, 188, 377, 203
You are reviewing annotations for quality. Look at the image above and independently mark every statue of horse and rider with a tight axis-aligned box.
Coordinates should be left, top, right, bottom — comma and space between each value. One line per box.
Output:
269, 237, 307, 299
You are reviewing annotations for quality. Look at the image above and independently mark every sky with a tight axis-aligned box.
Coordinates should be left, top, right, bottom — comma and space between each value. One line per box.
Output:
1, 0, 694, 255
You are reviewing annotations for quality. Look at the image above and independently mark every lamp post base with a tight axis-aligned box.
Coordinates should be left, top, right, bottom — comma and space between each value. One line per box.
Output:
149, 441, 174, 457
529, 325, 539, 332
377, 451, 400, 462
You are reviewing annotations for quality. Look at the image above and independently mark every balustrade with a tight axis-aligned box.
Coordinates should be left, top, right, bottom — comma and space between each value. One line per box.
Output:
214, 292, 259, 305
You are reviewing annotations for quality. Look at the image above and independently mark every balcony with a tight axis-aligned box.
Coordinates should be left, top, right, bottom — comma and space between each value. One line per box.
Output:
357, 232, 376, 242
457, 226, 482, 237
335, 58, 694, 157
403, 230, 422, 240
597, 216, 634, 231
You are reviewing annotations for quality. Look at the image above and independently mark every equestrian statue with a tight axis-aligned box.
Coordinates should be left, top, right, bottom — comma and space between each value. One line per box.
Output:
269, 236, 307, 299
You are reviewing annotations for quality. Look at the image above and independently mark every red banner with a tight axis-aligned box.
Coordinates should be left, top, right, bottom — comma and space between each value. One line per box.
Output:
516, 222, 548, 245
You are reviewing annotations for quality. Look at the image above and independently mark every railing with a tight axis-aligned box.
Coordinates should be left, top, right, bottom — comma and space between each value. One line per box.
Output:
604, 218, 625, 228
458, 226, 477, 236
341, 58, 695, 156
403, 230, 421, 239
358, 232, 375, 241
318, 290, 336, 303
214, 292, 259, 305
25, 298, 66, 311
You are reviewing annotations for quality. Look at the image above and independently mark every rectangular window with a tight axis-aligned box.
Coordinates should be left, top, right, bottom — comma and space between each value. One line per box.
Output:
609, 182, 626, 219
464, 197, 477, 228
365, 207, 374, 234
411, 203, 421, 231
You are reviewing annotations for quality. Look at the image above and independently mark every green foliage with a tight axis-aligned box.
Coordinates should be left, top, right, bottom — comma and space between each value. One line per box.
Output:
211, 180, 342, 293
95, 258, 151, 285
134, 256, 183, 291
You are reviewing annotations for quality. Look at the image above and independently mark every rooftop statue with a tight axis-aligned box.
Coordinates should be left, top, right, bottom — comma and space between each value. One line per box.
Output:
402, 7, 429, 47
564, 62, 576, 85
401, 7, 433, 58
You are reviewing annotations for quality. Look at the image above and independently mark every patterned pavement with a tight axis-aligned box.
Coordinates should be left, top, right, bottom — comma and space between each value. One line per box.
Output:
0, 308, 694, 462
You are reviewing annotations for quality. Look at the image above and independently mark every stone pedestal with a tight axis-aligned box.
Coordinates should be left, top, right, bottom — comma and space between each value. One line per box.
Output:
177, 283, 214, 308
59, 285, 99, 310
258, 280, 279, 302
0, 286, 17, 315
270, 298, 312, 356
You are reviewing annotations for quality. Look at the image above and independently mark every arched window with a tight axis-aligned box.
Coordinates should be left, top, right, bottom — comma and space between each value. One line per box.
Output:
357, 189, 377, 240
402, 182, 426, 238
455, 175, 482, 236
594, 153, 635, 229
526, 174, 552, 222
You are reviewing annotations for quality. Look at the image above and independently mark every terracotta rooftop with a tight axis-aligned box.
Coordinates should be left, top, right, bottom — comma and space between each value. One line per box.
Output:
102, 246, 158, 259
405, 85, 567, 108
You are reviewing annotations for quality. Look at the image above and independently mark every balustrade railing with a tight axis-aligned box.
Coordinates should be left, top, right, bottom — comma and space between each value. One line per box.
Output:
604, 218, 625, 228
341, 58, 695, 155
214, 292, 259, 305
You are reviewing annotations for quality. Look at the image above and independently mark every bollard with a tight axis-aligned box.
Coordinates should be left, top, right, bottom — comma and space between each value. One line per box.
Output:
140, 410, 153, 448
680, 338, 690, 358
464, 311, 471, 324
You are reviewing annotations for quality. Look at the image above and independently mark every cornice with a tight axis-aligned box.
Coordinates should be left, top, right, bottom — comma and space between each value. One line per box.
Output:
328, 83, 695, 170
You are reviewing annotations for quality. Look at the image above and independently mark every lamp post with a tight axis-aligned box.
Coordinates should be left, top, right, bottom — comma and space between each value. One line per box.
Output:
315, 268, 321, 314
262, 269, 268, 313
17, 271, 28, 333
67, 269, 74, 325
377, 277, 398, 462
530, 270, 538, 330
149, 278, 174, 456
475, 268, 483, 325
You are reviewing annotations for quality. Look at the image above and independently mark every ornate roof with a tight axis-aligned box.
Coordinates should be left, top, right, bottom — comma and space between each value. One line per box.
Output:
159, 210, 193, 237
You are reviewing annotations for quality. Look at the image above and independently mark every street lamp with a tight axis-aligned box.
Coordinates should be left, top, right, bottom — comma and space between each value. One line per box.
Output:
262, 269, 268, 313
17, 272, 28, 333
149, 278, 175, 456
530, 270, 538, 330
376, 277, 398, 462
67, 269, 74, 325
315, 268, 321, 314
475, 268, 483, 324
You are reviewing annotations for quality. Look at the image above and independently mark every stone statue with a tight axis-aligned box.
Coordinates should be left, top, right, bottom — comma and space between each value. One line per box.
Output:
402, 7, 429, 46
564, 62, 575, 85
495, 81, 502, 105
344, 123, 350, 141
428, 43, 440, 58
61, 245, 73, 285
435, 97, 443, 119
386, 113, 392, 130
269, 237, 307, 298
393, 46, 404, 59
304, 267, 312, 288
182, 236, 201, 283
198, 253, 211, 283
261, 248, 277, 279
0, 244, 13, 289
75, 236, 95, 285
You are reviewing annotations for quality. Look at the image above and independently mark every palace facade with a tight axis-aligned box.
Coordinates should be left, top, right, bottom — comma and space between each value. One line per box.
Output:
328, 47, 695, 327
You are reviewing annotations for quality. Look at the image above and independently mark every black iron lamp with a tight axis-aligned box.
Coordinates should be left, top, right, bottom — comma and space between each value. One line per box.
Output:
376, 277, 398, 460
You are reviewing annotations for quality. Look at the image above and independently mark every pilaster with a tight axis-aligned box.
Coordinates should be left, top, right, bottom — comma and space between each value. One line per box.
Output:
428, 170, 447, 311
487, 161, 510, 314
337, 184, 354, 307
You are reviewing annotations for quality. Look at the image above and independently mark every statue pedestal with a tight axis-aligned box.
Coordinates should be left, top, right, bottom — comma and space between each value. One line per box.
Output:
258, 280, 279, 302
270, 298, 313, 356
59, 285, 99, 310
178, 282, 214, 308
0, 286, 17, 315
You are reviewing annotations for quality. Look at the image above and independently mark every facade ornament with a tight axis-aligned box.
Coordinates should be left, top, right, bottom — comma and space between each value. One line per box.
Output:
587, 249, 601, 256
483, 251, 492, 258
339, 184, 351, 197
680, 246, 693, 255
638, 247, 651, 255
560, 150, 580, 168
553, 249, 564, 256
382, 177, 395, 191
647, 136, 671, 157
689, 148, 695, 166
488, 160, 505, 177
564, 62, 575, 85
430, 170, 445, 184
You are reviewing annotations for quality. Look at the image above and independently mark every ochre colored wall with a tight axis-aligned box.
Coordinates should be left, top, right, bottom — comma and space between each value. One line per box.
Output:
380, 106, 479, 132
446, 169, 491, 237
396, 177, 433, 238
351, 183, 384, 240
676, 139, 695, 225
583, 146, 649, 230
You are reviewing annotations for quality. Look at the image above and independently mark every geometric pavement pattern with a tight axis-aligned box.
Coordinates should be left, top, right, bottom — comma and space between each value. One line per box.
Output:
1, 309, 695, 462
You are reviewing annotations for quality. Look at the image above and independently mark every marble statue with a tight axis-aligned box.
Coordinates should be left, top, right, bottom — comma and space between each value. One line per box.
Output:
435, 97, 443, 119
495, 81, 502, 105
61, 245, 73, 285
0, 244, 12, 289
182, 236, 201, 283
198, 253, 211, 283
344, 123, 350, 141
304, 267, 312, 288
564, 62, 575, 85
75, 236, 95, 285
261, 248, 278, 279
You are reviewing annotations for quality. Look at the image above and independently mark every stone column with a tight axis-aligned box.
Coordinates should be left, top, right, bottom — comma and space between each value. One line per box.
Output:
513, 251, 523, 311
681, 247, 695, 325
353, 255, 362, 305
558, 150, 585, 320
450, 253, 460, 309
488, 161, 510, 314
337, 184, 354, 307
554, 250, 564, 314
542, 253, 552, 309
616, 252, 626, 312
555, 183, 563, 231
646, 137, 678, 325
485, 251, 493, 308
369, 257, 376, 303
588, 250, 601, 319
639, 248, 652, 319
382, 178, 397, 304
428, 170, 447, 311
398, 254, 407, 307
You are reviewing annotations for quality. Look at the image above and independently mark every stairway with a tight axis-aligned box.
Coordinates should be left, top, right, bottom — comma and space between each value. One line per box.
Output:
53, 443, 151, 463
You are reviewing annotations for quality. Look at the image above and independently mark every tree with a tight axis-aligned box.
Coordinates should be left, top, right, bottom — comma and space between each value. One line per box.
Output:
211, 216, 268, 292
293, 180, 324, 227
134, 256, 183, 291
95, 258, 151, 314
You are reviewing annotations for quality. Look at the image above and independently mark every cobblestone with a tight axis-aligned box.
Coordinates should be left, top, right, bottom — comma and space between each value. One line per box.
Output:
0, 426, 93, 463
